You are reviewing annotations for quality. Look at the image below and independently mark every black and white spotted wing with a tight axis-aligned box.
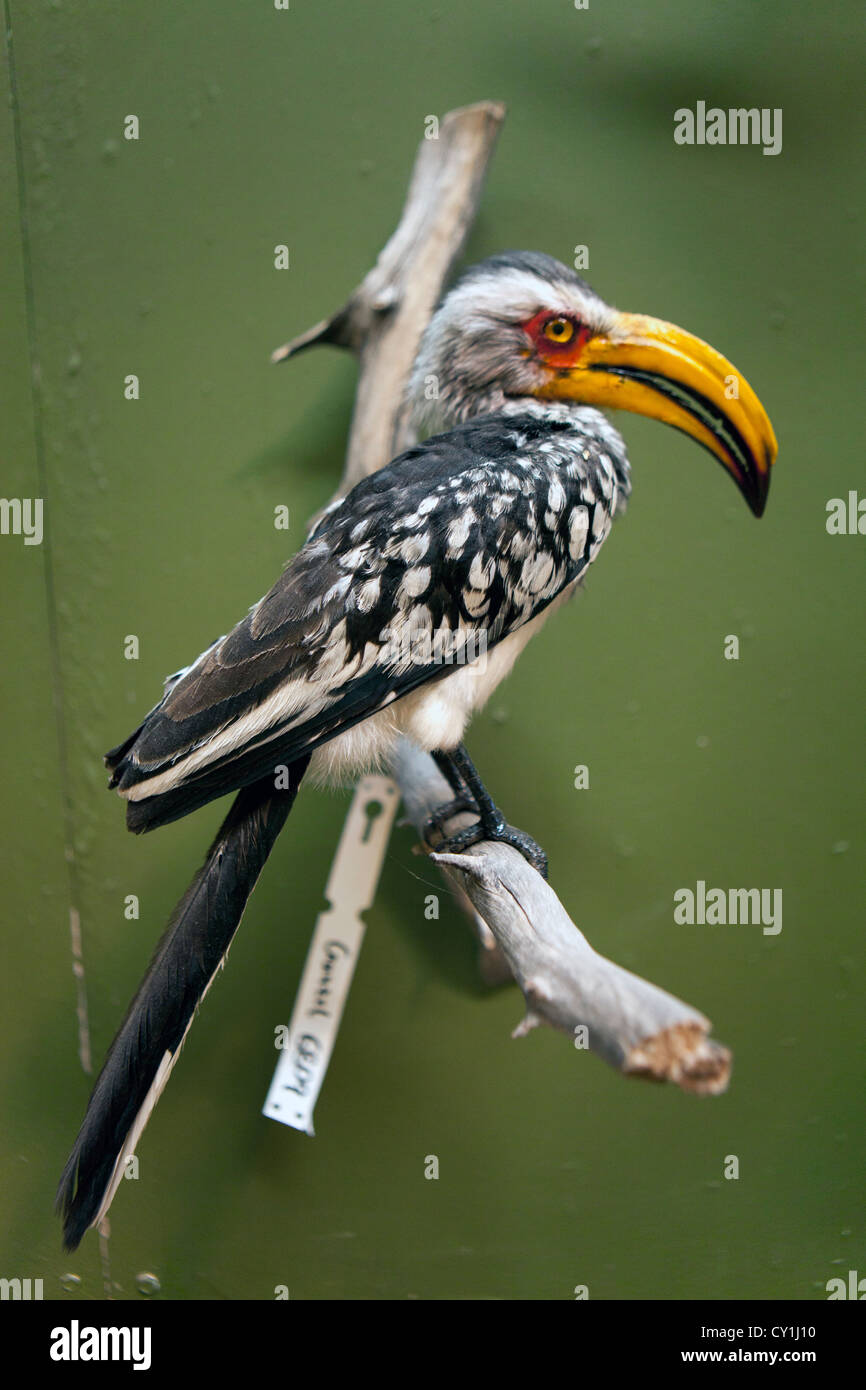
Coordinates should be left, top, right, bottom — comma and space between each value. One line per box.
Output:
109, 414, 622, 831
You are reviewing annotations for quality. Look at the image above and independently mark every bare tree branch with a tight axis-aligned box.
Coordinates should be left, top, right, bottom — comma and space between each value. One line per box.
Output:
273, 100, 732, 1097
394, 742, 730, 1095
273, 101, 506, 496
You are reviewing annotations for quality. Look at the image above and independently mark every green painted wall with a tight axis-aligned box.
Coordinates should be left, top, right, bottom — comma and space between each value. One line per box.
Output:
1, 0, 863, 1300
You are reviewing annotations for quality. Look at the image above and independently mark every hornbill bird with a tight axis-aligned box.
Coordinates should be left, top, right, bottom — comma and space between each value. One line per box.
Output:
56, 251, 777, 1248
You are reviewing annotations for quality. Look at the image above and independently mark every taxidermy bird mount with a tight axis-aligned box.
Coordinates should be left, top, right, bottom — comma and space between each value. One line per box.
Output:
56, 125, 776, 1253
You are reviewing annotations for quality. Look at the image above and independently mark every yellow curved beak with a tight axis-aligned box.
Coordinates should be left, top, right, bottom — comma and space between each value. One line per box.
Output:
538, 311, 778, 516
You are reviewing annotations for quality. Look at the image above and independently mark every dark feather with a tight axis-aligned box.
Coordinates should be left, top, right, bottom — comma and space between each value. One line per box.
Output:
56, 758, 309, 1250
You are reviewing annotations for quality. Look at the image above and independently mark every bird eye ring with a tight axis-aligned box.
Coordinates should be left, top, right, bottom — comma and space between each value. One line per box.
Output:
543, 317, 575, 344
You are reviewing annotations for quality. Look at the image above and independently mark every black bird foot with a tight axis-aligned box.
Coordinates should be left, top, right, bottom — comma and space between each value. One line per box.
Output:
431, 815, 549, 880
428, 745, 549, 879
424, 794, 479, 843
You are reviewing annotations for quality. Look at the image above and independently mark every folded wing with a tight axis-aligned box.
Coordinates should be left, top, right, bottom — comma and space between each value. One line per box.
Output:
110, 416, 614, 831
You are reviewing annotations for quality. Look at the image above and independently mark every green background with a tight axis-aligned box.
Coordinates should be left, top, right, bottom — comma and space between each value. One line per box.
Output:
2, 0, 863, 1301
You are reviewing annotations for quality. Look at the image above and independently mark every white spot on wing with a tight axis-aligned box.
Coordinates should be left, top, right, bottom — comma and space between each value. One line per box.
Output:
398, 566, 432, 599
520, 551, 555, 595
338, 546, 367, 572
397, 532, 430, 564
568, 506, 589, 560
355, 576, 381, 613
468, 553, 495, 589
446, 509, 476, 554
547, 477, 566, 512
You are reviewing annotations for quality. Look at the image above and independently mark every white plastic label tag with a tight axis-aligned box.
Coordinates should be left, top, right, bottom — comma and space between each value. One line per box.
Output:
262, 775, 399, 1135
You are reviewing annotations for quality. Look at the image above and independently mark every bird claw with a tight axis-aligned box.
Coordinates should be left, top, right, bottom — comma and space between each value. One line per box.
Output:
424, 795, 480, 843
428, 815, 549, 880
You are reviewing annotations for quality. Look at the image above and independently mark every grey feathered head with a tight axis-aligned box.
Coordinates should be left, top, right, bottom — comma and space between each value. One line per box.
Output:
407, 249, 776, 516
409, 251, 614, 431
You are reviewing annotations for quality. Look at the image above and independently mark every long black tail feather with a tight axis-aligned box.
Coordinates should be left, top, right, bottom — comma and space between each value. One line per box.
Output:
55, 757, 309, 1250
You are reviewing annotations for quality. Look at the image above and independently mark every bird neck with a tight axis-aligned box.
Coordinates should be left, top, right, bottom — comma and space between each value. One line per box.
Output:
411, 384, 631, 495
412, 379, 614, 438
500, 398, 633, 507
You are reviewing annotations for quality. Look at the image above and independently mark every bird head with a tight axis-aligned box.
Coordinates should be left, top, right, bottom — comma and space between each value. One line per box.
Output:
411, 251, 777, 516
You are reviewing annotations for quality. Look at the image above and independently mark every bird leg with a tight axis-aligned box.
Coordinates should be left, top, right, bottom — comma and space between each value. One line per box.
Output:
424, 750, 480, 839
425, 744, 549, 880
431, 748, 474, 799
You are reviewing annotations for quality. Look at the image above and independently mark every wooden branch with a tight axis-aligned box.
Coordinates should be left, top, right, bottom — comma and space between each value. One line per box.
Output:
273, 100, 506, 497
394, 743, 730, 1094
273, 101, 732, 1096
